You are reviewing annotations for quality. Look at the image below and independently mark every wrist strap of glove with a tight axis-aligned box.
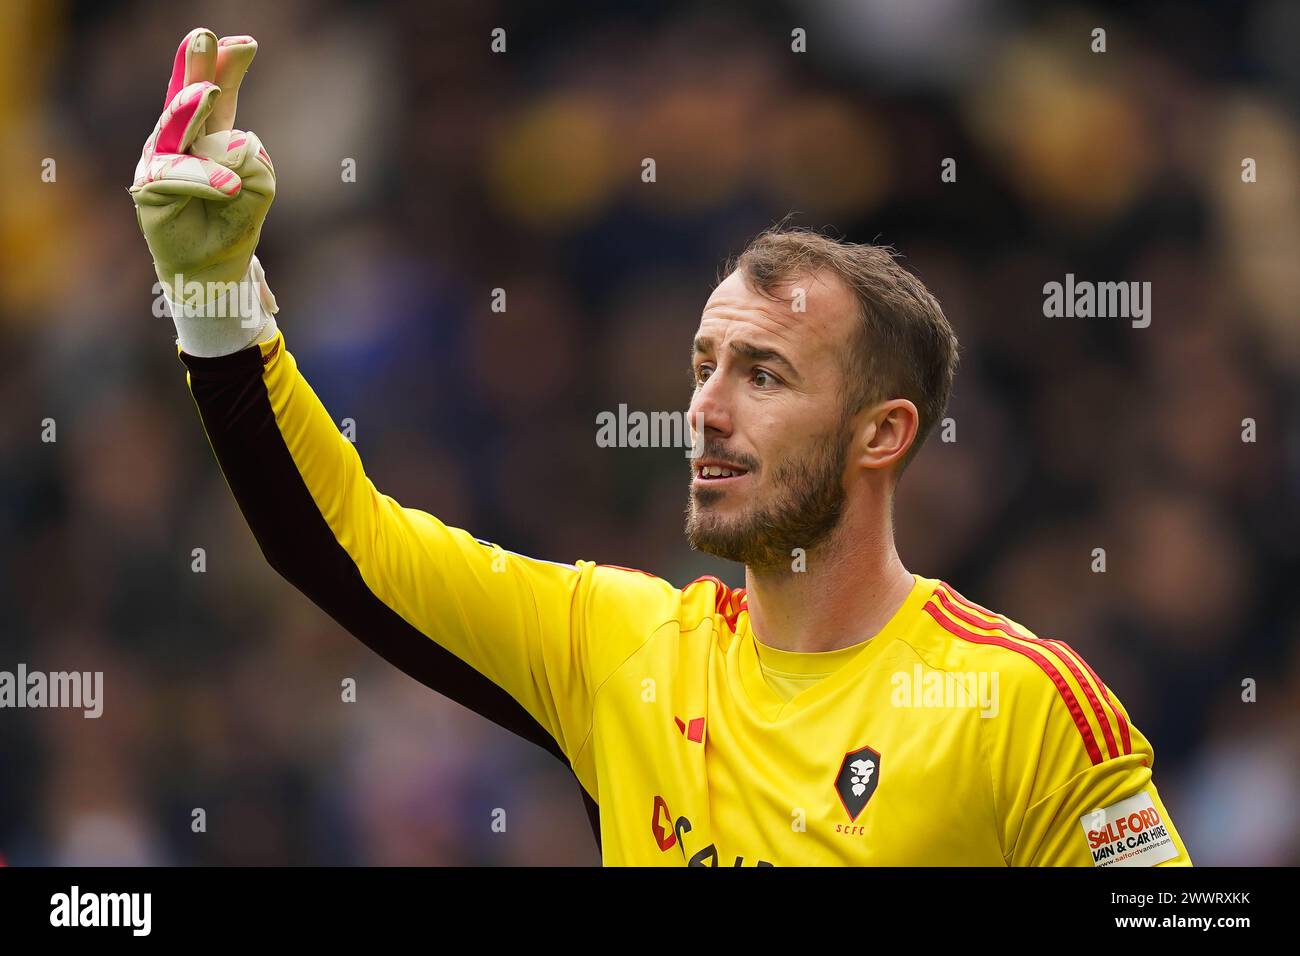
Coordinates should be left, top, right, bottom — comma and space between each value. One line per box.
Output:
166, 256, 280, 357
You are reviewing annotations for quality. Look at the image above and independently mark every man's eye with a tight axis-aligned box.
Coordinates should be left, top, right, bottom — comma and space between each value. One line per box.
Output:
694, 365, 713, 384
752, 368, 777, 388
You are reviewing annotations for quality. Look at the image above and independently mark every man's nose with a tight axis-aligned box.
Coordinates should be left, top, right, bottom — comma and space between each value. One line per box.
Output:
688, 374, 732, 440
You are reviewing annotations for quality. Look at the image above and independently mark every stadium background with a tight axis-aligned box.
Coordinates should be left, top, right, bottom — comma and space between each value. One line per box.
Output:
0, 0, 1296, 865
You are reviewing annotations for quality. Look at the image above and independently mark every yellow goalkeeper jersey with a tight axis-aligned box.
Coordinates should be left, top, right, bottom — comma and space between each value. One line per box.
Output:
180, 331, 1192, 867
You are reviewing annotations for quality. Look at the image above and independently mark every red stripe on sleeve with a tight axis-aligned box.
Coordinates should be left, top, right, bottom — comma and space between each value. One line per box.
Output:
936, 586, 1121, 762
1046, 638, 1131, 756
923, 600, 1104, 765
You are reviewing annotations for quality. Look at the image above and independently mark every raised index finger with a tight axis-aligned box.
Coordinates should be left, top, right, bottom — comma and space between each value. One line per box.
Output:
164, 27, 218, 107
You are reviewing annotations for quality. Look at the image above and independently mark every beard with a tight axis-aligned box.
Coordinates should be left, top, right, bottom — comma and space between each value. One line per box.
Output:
685, 415, 851, 572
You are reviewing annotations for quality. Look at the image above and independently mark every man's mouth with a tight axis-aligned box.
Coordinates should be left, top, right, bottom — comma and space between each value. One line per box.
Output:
693, 460, 750, 484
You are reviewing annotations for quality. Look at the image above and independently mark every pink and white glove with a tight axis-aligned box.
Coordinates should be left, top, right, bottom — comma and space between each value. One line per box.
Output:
130, 27, 278, 356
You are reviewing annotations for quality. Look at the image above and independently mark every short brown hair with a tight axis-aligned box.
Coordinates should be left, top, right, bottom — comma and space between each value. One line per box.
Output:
726, 225, 959, 473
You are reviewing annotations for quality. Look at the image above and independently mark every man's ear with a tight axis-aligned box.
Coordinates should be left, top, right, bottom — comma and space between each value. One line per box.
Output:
854, 399, 919, 473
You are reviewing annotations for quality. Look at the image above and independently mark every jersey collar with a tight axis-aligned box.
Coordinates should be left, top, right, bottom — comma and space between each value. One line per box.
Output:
734, 574, 934, 722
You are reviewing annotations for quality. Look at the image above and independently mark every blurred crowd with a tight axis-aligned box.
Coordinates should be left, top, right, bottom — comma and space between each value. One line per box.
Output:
1, 0, 1297, 865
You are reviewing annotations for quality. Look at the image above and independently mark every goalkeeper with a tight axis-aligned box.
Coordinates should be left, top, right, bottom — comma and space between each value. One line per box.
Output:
132, 27, 1192, 867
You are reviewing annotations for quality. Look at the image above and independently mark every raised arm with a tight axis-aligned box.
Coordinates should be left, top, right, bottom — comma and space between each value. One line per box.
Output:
181, 332, 608, 759
128, 31, 679, 837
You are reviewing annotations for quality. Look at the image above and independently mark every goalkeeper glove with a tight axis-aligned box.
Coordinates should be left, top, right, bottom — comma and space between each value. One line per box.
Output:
130, 27, 279, 356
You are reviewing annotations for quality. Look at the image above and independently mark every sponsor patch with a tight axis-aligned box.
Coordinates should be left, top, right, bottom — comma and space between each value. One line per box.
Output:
1080, 790, 1179, 867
